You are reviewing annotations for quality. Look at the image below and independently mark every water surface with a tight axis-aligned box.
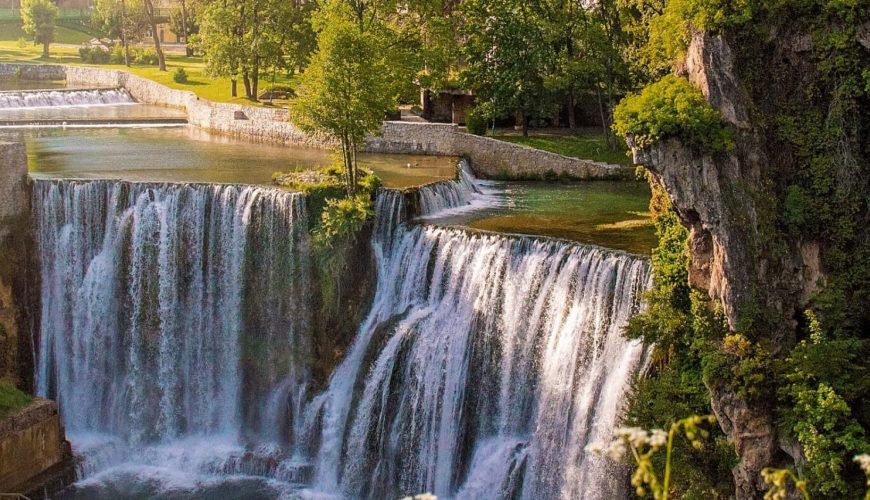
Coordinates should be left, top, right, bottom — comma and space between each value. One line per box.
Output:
9, 126, 459, 188
427, 180, 655, 254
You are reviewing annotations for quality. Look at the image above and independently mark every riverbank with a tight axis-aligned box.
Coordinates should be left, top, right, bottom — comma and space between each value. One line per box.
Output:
0, 62, 633, 180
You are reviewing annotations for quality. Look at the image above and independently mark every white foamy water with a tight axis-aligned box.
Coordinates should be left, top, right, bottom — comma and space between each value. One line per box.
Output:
34, 179, 649, 499
412, 159, 505, 219
310, 191, 651, 499
0, 88, 135, 109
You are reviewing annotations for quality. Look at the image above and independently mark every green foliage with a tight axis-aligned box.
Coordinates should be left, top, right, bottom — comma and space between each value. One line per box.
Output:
613, 75, 732, 152
464, 106, 488, 136
173, 67, 188, 84
193, 0, 314, 99
313, 195, 373, 252
625, 180, 736, 497
92, 0, 149, 50
291, 0, 398, 194
460, 0, 552, 134
0, 381, 32, 420
78, 45, 110, 64
590, 415, 722, 500
20, 0, 57, 57
645, 0, 754, 70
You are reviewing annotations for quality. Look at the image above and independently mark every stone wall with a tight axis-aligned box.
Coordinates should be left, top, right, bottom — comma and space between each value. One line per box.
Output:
0, 399, 75, 494
0, 142, 32, 388
0, 63, 631, 180
367, 121, 632, 180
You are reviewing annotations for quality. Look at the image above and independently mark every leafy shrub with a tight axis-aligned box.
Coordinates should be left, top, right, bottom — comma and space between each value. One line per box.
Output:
613, 75, 732, 153
465, 105, 488, 135
78, 45, 110, 64
173, 67, 188, 84
109, 44, 126, 64
131, 47, 159, 66
313, 195, 373, 251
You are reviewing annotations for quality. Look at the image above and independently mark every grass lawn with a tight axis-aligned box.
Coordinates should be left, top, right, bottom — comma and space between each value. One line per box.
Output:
0, 380, 32, 420
0, 20, 93, 45
0, 34, 299, 106
491, 132, 633, 166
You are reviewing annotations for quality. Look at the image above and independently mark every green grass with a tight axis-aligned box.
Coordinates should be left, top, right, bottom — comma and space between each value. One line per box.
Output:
491, 132, 633, 166
0, 380, 32, 420
0, 35, 301, 106
0, 20, 93, 45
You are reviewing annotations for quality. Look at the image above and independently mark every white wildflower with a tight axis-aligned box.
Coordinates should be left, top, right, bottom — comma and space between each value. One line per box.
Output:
606, 439, 627, 461
649, 429, 667, 447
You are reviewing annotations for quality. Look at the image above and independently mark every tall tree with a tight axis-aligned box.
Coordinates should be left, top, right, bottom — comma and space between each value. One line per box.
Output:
291, 0, 398, 194
93, 0, 150, 66
195, 0, 314, 100
142, 0, 167, 70
20, 0, 57, 58
460, 0, 552, 136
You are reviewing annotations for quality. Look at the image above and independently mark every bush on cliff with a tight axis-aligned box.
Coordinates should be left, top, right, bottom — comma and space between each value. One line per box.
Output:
612, 75, 732, 153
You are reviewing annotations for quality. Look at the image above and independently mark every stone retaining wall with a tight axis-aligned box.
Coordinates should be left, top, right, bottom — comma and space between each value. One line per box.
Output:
0, 142, 30, 387
367, 121, 632, 180
0, 63, 631, 180
0, 399, 75, 494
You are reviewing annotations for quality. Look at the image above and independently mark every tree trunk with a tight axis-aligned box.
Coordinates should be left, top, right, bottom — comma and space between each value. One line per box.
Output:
120, 0, 130, 66
251, 57, 259, 102
180, 0, 192, 56
595, 85, 609, 142
231, 78, 237, 98
522, 113, 529, 137
568, 92, 577, 130
143, 0, 166, 71
42, 41, 49, 58
242, 72, 252, 99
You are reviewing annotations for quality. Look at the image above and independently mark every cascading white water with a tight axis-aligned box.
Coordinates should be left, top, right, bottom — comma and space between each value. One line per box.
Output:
414, 160, 503, 217
0, 88, 134, 109
33, 179, 312, 485
33, 177, 650, 499
310, 190, 651, 499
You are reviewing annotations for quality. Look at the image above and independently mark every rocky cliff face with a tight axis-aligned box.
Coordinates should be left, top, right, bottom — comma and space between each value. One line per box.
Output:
630, 33, 830, 497
0, 142, 36, 389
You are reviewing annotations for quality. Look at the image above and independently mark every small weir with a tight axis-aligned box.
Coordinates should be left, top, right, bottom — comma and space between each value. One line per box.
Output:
0, 87, 135, 109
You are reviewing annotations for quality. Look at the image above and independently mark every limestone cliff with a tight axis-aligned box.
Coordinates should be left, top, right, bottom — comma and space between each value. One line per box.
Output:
629, 29, 866, 497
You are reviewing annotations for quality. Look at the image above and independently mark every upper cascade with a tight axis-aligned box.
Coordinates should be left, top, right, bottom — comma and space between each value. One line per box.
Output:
412, 159, 504, 218
0, 88, 135, 109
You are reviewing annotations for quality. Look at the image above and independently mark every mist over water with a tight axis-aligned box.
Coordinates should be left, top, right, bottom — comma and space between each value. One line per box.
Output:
34, 177, 649, 499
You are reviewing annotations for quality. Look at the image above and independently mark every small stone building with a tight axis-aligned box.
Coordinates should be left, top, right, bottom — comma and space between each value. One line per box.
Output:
421, 89, 475, 125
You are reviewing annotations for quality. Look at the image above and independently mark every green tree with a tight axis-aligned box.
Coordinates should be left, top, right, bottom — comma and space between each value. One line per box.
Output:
142, 0, 166, 70
460, 0, 551, 136
20, 0, 57, 58
194, 0, 314, 100
93, 0, 150, 66
291, 0, 398, 195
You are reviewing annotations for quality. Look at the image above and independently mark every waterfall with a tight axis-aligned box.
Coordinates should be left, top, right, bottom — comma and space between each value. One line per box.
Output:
0, 88, 134, 109
413, 160, 503, 218
311, 191, 651, 499
33, 179, 650, 498
33, 179, 313, 467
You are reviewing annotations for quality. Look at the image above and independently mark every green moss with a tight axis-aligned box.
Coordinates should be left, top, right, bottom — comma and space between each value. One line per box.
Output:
0, 380, 32, 420
613, 75, 733, 153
